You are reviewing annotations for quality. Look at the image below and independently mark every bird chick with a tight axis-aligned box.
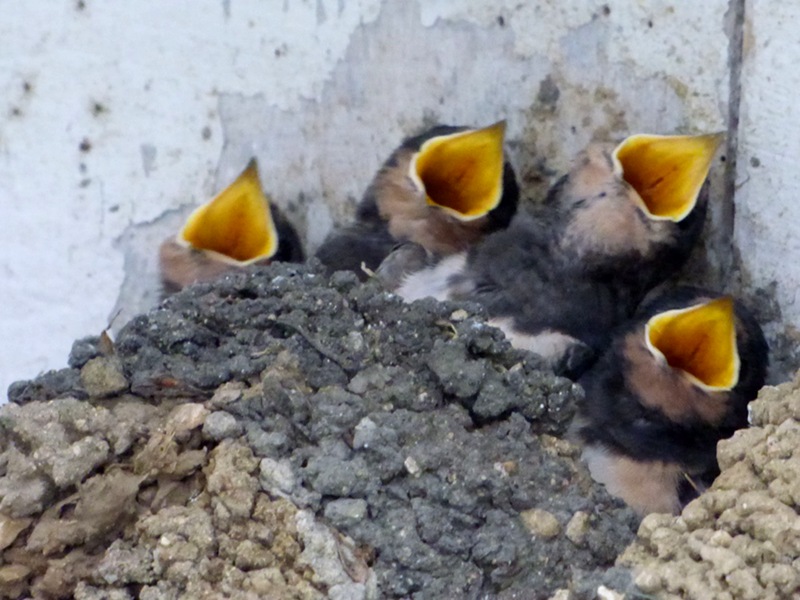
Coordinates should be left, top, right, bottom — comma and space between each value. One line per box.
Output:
315, 121, 519, 278
575, 287, 768, 515
397, 132, 723, 376
159, 159, 304, 295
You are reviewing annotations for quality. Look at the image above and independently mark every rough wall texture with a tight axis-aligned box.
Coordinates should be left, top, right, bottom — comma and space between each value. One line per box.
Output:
0, 0, 793, 397
733, 1, 800, 380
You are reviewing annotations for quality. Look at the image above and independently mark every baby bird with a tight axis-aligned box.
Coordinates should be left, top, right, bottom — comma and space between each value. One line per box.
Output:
397, 133, 723, 376
159, 159, 304, 294
575, 286, 768, 515
315, 121, 519, 279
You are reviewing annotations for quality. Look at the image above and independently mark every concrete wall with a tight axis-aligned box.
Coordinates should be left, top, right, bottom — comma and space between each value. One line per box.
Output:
734, 1, 800, 378
1, 0, 795, 399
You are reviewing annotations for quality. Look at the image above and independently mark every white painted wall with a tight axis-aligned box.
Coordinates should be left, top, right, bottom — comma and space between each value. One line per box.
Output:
735, 1, 800, 376
1, 1, 793, 399
1, 0, 383, 396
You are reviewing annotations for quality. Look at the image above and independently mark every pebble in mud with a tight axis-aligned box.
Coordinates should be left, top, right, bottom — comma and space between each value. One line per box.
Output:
202, 410, 243, 441
80, 356, 129, 398
3, 261, 640, 599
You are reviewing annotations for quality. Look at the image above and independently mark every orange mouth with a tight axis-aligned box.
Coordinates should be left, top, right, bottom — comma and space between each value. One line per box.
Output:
409, 121, 507, 221
645, 296, 740, 391
178, 159, 279, 265
613, 133, 723, 222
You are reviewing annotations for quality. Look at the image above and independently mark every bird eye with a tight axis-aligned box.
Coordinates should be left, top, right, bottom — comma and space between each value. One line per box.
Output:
598, 192, 607, 198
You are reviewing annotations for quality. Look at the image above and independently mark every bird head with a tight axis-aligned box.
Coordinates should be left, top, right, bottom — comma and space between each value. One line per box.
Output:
618, 287, 766, 427
159, 158, 292, 294
577, 288, 766, 516
553, 132, 722, 279
365, 120, 517, 256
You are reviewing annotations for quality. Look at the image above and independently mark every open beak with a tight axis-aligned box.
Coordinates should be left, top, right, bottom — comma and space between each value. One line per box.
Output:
409, 121, 506, 221
178, 158, 279, 265
613, 133, 723, 222
645, 297, 740, 391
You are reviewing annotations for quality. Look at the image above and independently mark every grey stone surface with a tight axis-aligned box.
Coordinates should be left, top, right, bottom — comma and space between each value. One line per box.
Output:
259, 457, 296, 497
202, 410, 243, 441
323, 499, 368, 529
80, 356, 129, 398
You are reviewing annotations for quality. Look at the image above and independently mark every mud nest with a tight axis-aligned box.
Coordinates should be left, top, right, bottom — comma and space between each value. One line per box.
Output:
6, 262, 800, 599
1, 261, 645, 599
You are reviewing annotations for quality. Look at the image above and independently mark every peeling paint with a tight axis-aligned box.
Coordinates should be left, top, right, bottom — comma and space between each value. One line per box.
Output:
110, 206, 192, 332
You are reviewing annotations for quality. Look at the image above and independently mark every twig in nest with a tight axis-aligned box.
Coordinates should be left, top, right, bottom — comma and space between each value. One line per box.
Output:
360, 261, 377, 279
681, 471, 701, 494
435, 319, 459, 339
269, 316, 355, 372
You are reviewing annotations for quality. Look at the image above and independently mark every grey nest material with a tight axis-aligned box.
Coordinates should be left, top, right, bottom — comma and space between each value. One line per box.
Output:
0, 260, 664, 599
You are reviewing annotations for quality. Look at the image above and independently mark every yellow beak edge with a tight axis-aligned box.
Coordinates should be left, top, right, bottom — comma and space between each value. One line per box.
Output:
645, 297, 740, 391
409, 121, 507, 221
178, 159, 279, 265
613, 133, 724, 222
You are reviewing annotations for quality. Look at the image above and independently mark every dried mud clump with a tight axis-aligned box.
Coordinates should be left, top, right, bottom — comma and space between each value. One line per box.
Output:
1, 262, 639, 599
0, 399, 330, 600
620, 374, 800, 600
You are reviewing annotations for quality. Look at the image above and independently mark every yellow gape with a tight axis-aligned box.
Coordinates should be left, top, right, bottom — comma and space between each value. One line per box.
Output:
179, 159, 279, 265
410, 121, 506, 221
645, 297, 740, 391
613, 133, 723, 222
